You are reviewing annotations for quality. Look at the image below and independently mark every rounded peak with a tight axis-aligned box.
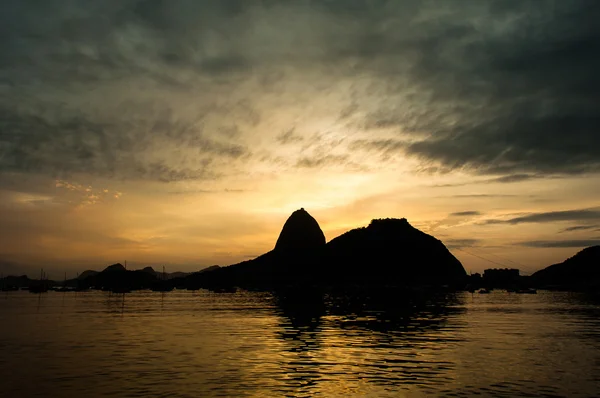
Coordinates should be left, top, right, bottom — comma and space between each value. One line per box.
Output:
103, 263, 126, 272
275, 208, 326, 251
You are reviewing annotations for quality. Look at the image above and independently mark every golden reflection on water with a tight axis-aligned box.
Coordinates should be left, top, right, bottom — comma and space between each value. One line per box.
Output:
1, 290, 599, 397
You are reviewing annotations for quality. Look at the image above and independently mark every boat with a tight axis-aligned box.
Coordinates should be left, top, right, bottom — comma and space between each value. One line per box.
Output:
478, 288, 491, 294
29, 269, 49, 294
56, 272, 72, 292
1, 275, 20, 291
29, 284, 49, 293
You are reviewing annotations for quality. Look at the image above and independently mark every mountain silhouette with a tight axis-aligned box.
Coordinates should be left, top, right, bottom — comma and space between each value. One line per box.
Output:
188, 209, 466, 290
77, 270, 98, 280
79, 263, 156, 290
199, 265, 220, 273
323, 218, 466, 285
69, 264, 192, 287
275, 208, 326, 251
102, 263, 126, 272
0, 275, 57, 289
532, 245, 600, 289
141, 266, 156, 274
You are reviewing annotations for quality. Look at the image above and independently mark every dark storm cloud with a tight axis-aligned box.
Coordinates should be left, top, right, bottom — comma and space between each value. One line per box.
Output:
0, 0, 257, 182
342, 1, 600, 176
1, 0, 599, 180
484, 208, 600, 225
518, 239, 600, 248
0, 107, 246, 181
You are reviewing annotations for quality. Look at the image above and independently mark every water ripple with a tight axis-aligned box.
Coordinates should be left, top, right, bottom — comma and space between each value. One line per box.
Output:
1, 290, 599, 397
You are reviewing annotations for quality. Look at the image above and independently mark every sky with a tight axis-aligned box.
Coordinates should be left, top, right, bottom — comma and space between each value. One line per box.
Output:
1, 0, 599, 278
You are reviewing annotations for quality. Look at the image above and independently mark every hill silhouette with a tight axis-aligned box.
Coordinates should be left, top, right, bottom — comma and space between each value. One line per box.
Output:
324, 218, 466, 285
275, 208, 326, 251
532, 246, 600, 290
141, 266, 156, 275
66, 264, 193, 290
77, 263, 157, 290
0, 275, 58, 289
103, 263, 126, 272
188, 209, 466, 290
76, 270, 98, 280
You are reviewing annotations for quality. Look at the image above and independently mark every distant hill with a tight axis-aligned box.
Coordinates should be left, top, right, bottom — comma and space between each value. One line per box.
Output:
141, 266, 156, 275
78, 264, 156, 290
0, 275, 58, 289
103, 263, 126, 272
187, 209, 466, 290
77, 270, 98, 280
532, 246, 600, 289
199, 265, 220, 273
165, 271, 192, 279
62, 264, 193, 289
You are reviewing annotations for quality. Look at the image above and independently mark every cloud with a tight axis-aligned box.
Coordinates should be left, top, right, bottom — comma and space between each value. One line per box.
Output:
444, 238, 481, 250
450, 211, 481, 217
486, 174, 543, 184
340, 2, 600, 176
400, 3, 600, 176
427, 174, 559, 188
485, 208, 600, 225
54, 179, 122, 206
276, 129, 304, 145
447, 194, 521, 199
518, 239, 600, 248
295, 154, 349, 169
167, 188, 247, 195
350, 139, 406, 157
0, 108, 247, 182
1, 0, 599, 184
560, 225, 598, 233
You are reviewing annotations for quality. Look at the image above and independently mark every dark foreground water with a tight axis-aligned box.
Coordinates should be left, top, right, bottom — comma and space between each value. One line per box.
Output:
1, 290, 599, 397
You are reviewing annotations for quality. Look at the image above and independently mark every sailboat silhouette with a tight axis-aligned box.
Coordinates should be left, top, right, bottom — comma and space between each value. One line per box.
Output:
29, 269, 49, 294
151, 266, 174, 292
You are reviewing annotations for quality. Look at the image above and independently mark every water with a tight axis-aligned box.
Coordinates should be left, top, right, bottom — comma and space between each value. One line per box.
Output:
1, 290, 599, 397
